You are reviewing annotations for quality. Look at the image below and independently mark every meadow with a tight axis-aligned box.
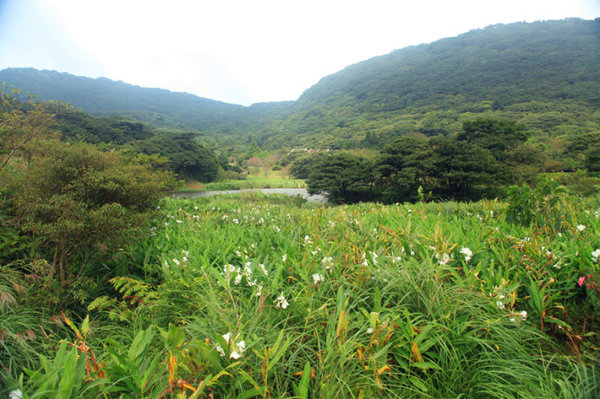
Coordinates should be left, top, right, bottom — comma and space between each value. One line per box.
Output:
2, 190, 600, 398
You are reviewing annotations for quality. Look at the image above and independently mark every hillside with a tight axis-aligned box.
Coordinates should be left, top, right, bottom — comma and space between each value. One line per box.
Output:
0, 68, 293, 134
1, 18, 599, 149
259, 18, 600, 148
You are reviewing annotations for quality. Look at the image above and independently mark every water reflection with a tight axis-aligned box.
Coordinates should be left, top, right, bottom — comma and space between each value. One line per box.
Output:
171, 188, 326, 203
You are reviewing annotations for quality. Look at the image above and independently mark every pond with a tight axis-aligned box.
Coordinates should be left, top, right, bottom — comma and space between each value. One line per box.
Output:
171, 188, 326, 203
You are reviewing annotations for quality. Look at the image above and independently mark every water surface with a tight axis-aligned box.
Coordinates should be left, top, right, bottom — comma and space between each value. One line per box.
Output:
171, 188, 326, 203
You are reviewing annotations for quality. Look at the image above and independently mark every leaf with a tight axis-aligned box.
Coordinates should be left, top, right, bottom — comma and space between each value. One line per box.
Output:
293, 361, 312, 399
411, 341, 423, 362
168, 323, 185, 349
80, 315, 90, 338
409, 376, 428, 392
128, 327, 153, 361
412, 361, 442, 370
268, 333, 293, 372
57, 347, 79, 399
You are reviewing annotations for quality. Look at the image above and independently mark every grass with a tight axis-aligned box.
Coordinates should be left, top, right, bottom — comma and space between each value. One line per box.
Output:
2, 193, 599, 398
178, 177, 306, 192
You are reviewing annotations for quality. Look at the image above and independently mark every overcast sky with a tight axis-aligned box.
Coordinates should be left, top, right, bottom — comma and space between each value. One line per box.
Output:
0, 0, 598, 106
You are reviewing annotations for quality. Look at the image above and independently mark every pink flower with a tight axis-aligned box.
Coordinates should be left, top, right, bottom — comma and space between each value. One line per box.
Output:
578, 276, 587, 287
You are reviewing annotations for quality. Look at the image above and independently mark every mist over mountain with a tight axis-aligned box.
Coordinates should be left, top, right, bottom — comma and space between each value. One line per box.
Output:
1, 18, 598, 149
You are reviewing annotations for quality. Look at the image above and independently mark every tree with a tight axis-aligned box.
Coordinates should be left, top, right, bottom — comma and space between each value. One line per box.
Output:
2, 139, 177, 287
130, 133, 219, 182
0, 84, 69, 170
457, 118, 528, 161
376, 135, 436, 202
306, 152, 374, 203
431, 137, 503, 200
289, 152, 328, 179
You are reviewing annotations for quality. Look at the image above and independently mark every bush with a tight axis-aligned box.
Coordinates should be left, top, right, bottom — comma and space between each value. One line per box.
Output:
1, 139, 177, 287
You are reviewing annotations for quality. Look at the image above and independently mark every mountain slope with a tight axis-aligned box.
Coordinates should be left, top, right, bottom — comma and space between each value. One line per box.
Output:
0, 68, 293, 133
1, 18, 599, 149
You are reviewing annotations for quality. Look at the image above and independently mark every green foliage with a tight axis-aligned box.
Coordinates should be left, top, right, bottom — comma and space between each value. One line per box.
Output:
130, 133, 219, 182
1, 19, 598, 153
505, 178, 576, 232
288, 152, 328, 179
3, 193, 600, 397
377, 135, 435, 202
306, 152, 375, 203
2, 139, 177, 287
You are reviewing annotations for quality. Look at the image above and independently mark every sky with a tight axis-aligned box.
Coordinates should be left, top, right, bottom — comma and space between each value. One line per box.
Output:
0, 1, 598, 106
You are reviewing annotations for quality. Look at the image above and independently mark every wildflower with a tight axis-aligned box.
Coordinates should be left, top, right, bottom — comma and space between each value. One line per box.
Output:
172, 258, 180, 266
577, 276, 587, 287
259, 263, 268, 276
496, 300, 505, 310
460, 247, 473, 262
592, 249, 600, 263
366, 327, 374, 334
234, 274, 242, 285
436, 252, 452, 266
275, 292, 289, 309
282, 254, 287, 262
553, 262, 561, 270
520, 310, 527, 320
176, 220, 183, 224
215, 343, 225, 357
218, 332, 246, 359
577, 224, 586, 232
9, 390, 23, 399
312, 273, 325, 284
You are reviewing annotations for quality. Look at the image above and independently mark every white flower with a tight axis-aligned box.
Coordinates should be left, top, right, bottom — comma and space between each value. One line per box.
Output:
496, 301, 505, 310
218, 332, 246, 359
9, 390, 23, 399
259, 263, 268, 276
436, 253, 452, 266
577, 224, 586, 232
460, 247, 473, 262
520, 310, 528, 320
276, 292, 289, 309
366, 327, 374, 334
312, 273, 325, 284
234, 274, 242, 285
592, 249, 600, 263
172, 258, 180, 266
176, 220, 183, 224
282, 254, 287, 262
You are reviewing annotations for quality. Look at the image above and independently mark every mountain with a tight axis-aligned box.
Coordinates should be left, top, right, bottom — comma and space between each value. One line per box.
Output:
260, 18, 600, 148
0, 68, 292, 134
1, 18, 599, 150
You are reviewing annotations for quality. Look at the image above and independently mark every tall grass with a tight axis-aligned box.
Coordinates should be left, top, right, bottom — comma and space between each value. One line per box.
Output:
3, 193, 599, 397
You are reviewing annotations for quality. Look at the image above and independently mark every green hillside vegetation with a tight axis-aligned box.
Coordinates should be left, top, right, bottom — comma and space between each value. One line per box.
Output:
1, 19, 598, 161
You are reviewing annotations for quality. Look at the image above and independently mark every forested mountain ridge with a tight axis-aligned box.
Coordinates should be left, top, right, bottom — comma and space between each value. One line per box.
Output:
298, 19, 600, 110
262, 18, 600, 149
0, 67, 293, 134
1, 18, 599, 150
